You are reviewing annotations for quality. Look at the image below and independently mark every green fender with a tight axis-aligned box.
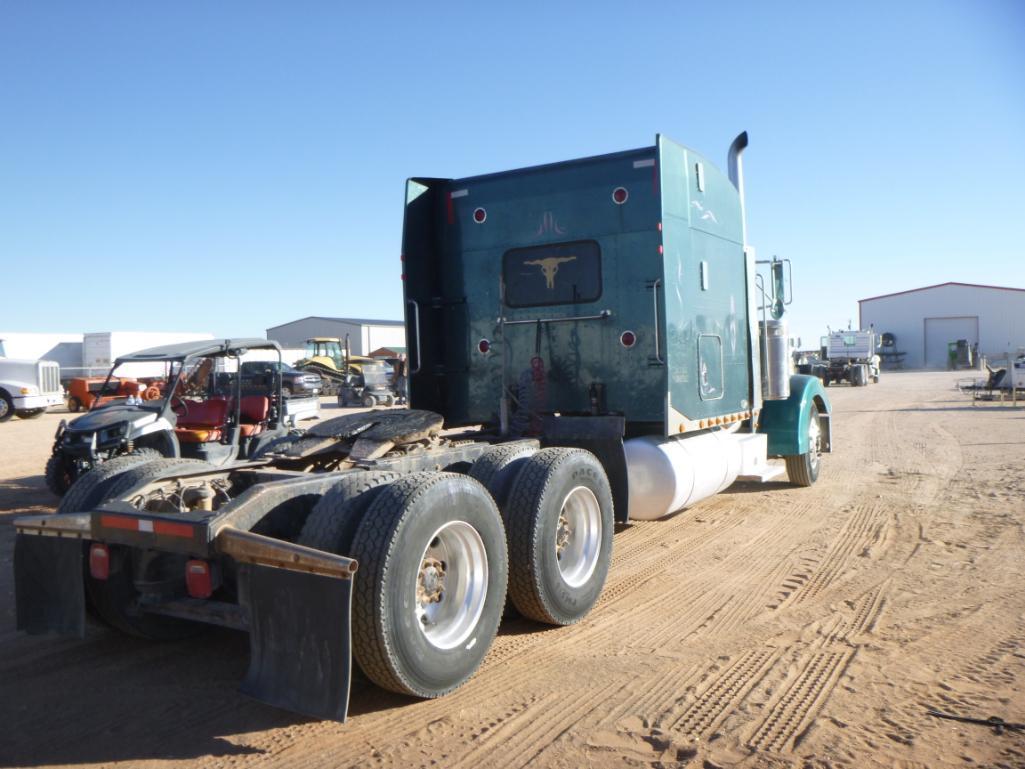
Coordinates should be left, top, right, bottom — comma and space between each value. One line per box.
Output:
757, 374, 832, 457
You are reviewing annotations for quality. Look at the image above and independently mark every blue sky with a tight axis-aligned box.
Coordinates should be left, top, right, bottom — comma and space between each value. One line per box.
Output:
1, 1, 1023, 346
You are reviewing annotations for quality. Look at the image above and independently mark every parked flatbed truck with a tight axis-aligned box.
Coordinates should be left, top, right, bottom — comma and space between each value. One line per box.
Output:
15, 132, 831, 721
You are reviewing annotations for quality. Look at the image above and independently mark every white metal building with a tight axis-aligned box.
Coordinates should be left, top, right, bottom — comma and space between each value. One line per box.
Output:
859, 282, 1025, 369
266, 316, 405, 356
0, 330, 214, 376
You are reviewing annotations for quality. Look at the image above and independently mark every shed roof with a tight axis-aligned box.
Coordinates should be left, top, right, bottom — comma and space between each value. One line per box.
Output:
859, 281, 1025, 304
267, 316, 404, 329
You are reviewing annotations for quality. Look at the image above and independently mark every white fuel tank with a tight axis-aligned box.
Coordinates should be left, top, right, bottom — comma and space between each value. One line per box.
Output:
624, 431, 744, 520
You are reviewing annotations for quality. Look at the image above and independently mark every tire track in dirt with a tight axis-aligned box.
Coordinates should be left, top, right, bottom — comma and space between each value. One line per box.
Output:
687, 554, 797, 641
747, 647, 856, 752
779, 503, 887, 608
447, 679, 624, 769
953, 624, 1025, 687
581, 501, 815, 655
661, 647, 782, 738
743, 582, 889, 754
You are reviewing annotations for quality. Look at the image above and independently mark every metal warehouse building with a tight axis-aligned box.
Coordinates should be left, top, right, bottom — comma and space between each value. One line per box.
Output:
859, 282, 1025, 369
266, 316, 405, 356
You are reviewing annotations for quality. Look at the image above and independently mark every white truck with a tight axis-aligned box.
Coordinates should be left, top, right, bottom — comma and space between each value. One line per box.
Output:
816, 330, 881, 386
0, 339, 64, 421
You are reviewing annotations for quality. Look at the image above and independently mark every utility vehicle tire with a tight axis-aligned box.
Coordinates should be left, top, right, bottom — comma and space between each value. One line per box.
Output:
503, 448, 614, 626
0, 391, 13, 422
785, 402, 822, 487
282, 385, 293, 397
44, 452, 76, 497
17, 408, 46, 419
349, 471, 508, 698
362, 394, 377, 408
384, 395, 396, 407
57, 449, 165, 514
67, 396, 82, 413
85, 457, 218, 640
298, 470, 400, 555
468, 443, 537, 510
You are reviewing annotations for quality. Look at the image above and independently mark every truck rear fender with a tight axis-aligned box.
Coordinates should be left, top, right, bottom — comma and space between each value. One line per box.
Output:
757, 374, 832, 456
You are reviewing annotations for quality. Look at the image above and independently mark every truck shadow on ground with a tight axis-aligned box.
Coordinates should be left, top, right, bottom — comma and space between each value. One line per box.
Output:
0, 619, 554, 766
0, 628, 308, 766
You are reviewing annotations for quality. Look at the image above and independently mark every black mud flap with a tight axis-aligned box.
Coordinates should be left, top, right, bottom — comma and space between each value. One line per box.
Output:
238, 563, 353, 722
14, 534, 86, 637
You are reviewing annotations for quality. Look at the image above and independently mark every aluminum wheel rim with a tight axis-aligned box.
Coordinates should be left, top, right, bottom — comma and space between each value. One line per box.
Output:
808, 412, 822, 472
0, 399, 8, 419
555, 486, 602, 588
414, 520, 489, 650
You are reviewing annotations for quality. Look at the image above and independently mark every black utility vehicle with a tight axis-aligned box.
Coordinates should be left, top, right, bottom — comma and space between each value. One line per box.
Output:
45, 339, 292, 496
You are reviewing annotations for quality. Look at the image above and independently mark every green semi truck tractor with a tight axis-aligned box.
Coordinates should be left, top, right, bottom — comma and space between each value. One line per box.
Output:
14, 132, 831, 721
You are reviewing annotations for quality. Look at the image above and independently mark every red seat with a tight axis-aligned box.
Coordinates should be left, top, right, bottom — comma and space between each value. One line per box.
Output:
238, 395, 270, 437
175, 398, 229, 444
240, 395, 269, 423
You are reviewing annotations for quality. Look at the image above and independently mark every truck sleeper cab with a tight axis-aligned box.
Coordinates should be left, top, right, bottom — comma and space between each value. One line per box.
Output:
15, 132, 830, 722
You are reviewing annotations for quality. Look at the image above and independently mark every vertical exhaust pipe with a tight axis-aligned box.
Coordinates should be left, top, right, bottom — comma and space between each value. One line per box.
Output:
727, 131, 749, 247
729, 131, 764, 418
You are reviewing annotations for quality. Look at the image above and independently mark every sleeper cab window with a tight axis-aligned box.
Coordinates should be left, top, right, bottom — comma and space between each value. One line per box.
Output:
502, 240, 602, 308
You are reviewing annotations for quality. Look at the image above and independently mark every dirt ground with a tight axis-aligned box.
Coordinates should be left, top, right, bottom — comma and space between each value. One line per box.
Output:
1, 374, 1024, 769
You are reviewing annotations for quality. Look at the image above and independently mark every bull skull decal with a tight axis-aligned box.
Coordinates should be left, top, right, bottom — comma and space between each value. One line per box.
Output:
524, 255, 576, 289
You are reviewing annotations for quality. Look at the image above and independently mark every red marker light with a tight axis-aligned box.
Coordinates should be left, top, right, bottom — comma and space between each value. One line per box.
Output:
620, 331, 637, 348
612, 187, 628, 204
473, 207, 487, 223
478, 339, 491, 354
185, 560, 213, 599
89, 543, 110, 580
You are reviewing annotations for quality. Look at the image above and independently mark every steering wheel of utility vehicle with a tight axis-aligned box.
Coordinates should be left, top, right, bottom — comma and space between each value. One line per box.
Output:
171, 398, 190, 418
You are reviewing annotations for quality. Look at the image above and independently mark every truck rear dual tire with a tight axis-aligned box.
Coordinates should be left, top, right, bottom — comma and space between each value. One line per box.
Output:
298, 470, 401, 555
348, 472, 508, 698
468, 443, 537, 510
503, 448, 614, 626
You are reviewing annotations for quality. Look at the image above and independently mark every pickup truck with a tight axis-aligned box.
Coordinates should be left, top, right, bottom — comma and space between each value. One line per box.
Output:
239, 361, 323, 397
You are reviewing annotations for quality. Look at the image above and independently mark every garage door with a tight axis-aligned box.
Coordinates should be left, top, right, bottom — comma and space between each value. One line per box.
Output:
924, 316, 978, 368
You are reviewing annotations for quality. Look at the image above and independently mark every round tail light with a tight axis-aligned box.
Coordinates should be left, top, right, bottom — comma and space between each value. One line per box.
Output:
620, 330, 637, 348
612, 187, 629, 205
478, 339, 491, 354
473, 207, 487, 223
